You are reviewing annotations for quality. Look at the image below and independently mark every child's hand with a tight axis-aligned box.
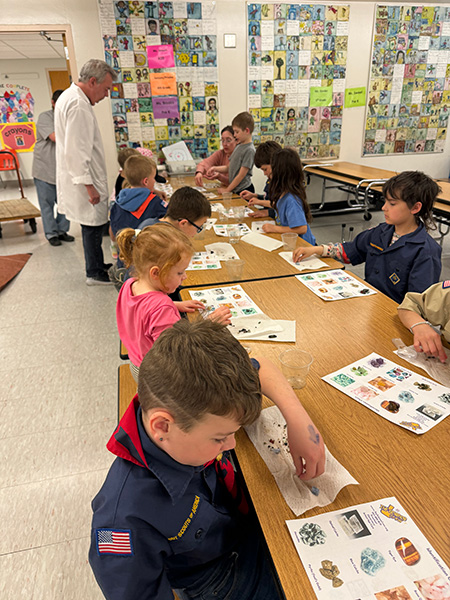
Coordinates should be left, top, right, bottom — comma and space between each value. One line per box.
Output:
208, 305, 232, 325
175, 300, 205, 313
262, 223, 277, 233
217, 187, 230, 195
240, 190, 256, 201
292, 246, 321, 263
156, 189, 168, 203
413, 324, 447, 363
249, 209, 269, 218
206, 168, 218, 179
194, 172, 203, 186
286, 415, 326, 480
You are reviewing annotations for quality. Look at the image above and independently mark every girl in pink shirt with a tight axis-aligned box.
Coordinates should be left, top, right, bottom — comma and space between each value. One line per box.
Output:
116, 223, 231, 379
194, 126, 237, 187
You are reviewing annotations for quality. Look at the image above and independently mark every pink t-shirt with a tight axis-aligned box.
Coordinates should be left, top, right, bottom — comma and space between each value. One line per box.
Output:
116, 278, 181, 366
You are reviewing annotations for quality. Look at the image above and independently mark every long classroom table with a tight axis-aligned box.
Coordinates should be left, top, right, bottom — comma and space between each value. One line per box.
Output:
185, 202, 342, 287
180, 275, 450, 600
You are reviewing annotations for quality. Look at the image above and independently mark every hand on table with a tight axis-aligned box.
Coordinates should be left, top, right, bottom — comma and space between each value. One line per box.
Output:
287, 414, 326, 480
292, 245, 321, 263
194, 172, 203, 186
207, 305, 232, 325
413, 324, 447, 363
248, 209, 269, 218
240, 190, 257, 202
217, 186, 230, 195
175, 300, 206, 313
262, 223, 277, 233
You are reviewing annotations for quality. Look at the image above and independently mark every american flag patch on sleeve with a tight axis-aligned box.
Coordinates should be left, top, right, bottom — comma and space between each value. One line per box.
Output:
96, 528, 133, 556
443, 281, 450, 289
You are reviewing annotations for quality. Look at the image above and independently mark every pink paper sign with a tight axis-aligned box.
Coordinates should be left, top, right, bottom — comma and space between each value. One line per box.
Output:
152, 96, 179, 120
147, 44, 175, 68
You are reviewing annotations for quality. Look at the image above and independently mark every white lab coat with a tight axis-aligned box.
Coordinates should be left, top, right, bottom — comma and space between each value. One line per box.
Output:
55, 83, 109, 226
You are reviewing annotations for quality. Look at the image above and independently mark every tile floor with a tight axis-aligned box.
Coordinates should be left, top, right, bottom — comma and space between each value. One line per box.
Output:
1, 184, 449, 599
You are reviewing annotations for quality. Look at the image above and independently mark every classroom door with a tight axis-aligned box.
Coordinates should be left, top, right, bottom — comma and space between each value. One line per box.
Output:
48, 70, 70, 94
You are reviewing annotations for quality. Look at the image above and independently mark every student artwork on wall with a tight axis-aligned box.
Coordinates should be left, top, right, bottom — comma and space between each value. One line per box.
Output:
98, 1, 220, 159
363, 5, 450, 156
246, 3, 350, 159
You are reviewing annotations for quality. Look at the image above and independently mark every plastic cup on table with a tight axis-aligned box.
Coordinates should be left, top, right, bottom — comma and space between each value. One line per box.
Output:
233, 205, 246, 221
228, 225, 241, 245
278, 349, 313, 389
281, 232, 298, 251
224, 259, 245, 280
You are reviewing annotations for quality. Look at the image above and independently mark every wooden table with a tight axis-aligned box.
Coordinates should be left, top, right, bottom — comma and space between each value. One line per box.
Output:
184, 204, 342, 287
304, 161, 397, 219
181, 275, 450, 599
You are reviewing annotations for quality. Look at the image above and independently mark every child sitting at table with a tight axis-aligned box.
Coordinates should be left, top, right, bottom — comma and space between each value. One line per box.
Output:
194, 126, 236, 187
240, 141, 282, 218
398, 281, 450, 363
116, 223, 231, 380
209, 112, 256, 195
110, 155, 167, 241
293, 171, 442, 304
108, 187, 211, 290
250, 148, 316, 245
89, 319, 325, 600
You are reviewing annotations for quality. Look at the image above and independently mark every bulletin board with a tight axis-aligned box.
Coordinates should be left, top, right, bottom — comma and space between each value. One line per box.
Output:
98, 1, 220, 159
246, 3, 350, 159
363, 4, 450, 156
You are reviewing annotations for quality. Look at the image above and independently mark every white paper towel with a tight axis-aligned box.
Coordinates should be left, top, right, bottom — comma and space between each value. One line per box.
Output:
245, 405, 358, 516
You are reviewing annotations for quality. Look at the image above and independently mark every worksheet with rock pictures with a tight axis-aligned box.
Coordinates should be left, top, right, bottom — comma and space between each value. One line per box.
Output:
323, 353, 450, 434
286, 496, 450, 600
188, 285, 263, 318
296, 270, 376, 300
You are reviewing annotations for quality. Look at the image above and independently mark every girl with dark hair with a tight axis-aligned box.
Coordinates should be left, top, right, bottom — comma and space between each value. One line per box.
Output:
259, 148, 316, 244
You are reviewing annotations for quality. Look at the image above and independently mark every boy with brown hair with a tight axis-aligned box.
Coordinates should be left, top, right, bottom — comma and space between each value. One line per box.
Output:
212, 111, 256, 195
160, 186, 212, 236
110, 155, 167, 239
89, 319, 325, 600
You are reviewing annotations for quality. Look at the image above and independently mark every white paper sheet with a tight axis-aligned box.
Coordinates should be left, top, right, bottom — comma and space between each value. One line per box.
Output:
279, 252, 328, 272
241, 232, 284, 251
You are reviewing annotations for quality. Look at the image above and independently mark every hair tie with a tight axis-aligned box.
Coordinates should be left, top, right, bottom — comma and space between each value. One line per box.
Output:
132, 228, 141, 242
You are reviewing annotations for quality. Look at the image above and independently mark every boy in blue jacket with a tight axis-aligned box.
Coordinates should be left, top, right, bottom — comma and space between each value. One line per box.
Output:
110, 154, 167, 241
293, 171, 442, 303
89, 319, 325, 600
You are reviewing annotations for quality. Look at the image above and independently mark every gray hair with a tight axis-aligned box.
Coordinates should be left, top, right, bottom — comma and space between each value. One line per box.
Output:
78, 59, 117, 83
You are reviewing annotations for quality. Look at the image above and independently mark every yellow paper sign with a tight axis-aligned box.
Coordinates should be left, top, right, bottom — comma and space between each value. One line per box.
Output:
309, 86, 333, 107
345, 87, 367, 108
149, 72, 177, 96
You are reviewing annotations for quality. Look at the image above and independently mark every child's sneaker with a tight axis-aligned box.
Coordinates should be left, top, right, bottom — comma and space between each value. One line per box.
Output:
86, 272, 113, 286
110, 242, 119, 259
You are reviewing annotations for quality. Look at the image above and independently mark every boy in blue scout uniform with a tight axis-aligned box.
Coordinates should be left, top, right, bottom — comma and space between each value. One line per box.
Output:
89, 320, 325, 600
293, 171, 442, 304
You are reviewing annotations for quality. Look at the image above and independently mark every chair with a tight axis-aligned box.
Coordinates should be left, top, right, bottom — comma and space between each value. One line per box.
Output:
0, 149, 25, 198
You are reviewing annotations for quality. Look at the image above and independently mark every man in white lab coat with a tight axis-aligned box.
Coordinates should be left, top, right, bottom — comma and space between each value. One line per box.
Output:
55, 59, 117, 285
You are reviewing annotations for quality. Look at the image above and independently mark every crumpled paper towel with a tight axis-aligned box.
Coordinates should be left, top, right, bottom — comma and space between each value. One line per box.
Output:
394, 345, 450, 388
244, 405, 358, 516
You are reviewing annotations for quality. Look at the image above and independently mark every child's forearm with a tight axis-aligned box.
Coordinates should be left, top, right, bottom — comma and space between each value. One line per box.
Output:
212, 165, 229, 174
321, 242, 351, 263
225, 167, 249, 193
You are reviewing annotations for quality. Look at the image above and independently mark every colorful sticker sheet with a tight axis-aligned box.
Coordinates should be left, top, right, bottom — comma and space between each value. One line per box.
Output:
186, 251, 221, 270
286, 496, 450, 599
213, 223, 252, 237
363, 5, 450, 156
296, 270, 376, 300
188, 285, 263, 318
98, 1, 220, 158
247, 3, 350, 158
0, 84, 34, 124
323, 352, 450, 434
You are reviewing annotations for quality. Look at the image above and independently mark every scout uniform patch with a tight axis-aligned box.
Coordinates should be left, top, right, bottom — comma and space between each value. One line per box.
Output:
389, 272, 400, 285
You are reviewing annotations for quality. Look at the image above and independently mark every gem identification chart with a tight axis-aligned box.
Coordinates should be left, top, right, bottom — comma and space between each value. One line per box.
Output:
188, 285, 263, 318
286, 496, 450, 600
323, 353, 450, 434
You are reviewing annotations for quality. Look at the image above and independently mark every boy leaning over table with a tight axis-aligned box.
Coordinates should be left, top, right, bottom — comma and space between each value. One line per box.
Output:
89, 319, 325, 600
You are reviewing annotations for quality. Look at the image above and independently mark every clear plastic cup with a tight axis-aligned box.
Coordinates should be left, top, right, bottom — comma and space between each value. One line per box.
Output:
228, 225, 241, 244
233, 205, 246, 221
222, 192, 233, 200
279, 349, 313, 389
282, 233, 298, 251
224, 259, 245, 280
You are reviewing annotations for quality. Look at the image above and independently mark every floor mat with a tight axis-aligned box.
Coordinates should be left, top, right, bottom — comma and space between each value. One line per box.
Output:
0, 253, 32, 291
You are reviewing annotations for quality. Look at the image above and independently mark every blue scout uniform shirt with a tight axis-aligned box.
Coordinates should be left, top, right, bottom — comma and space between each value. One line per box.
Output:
89, 392, 255, 600
275, 192, 316, 245
343, 223, 441, 304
